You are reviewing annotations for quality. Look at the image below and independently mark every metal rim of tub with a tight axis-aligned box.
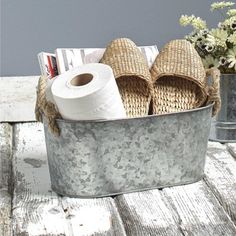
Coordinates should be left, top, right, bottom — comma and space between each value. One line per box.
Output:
54, 103, 214, 123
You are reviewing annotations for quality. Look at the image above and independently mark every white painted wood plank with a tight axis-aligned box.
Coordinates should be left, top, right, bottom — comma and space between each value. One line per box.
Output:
162, 181, 236, 235
12, 122, 127, 236
12, 122, 70, 236
0, 123, 13, 236
204, 141, 236, 223
0, 189, 12, 236
0, 76, 39, 122
0, 123, 12, 189
62, 197, 127, 236
115, 190, 183, 235
226, 143, 236, 159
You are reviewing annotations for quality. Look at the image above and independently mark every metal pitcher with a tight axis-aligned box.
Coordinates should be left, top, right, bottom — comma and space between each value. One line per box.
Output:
209, 74, 236, 143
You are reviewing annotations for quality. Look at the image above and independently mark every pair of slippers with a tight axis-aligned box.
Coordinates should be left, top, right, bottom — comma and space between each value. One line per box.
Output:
100, 38, 221, 117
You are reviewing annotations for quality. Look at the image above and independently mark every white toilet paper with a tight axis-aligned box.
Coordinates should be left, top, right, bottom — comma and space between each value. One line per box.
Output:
51, 63, 126, 120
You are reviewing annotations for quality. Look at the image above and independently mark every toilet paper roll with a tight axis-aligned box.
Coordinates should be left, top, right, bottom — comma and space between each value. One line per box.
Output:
51, 63, 127, 120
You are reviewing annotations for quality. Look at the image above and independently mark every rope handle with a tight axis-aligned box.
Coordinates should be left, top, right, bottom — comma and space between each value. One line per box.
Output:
35, 76, 46, 122
205, 68, 221, 117
35, 76, 61, 136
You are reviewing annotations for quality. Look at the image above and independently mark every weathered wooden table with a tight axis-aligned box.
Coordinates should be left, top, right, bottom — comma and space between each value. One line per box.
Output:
0, 77, 236, 236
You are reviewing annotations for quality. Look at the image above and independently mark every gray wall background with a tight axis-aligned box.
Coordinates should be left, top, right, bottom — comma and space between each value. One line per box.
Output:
1, 0, 221, 76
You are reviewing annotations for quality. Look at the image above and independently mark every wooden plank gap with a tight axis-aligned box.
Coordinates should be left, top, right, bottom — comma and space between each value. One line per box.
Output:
0, 123, 13, 236
114, 190, 184, 236
61, 196, 127, 236
226, 143, 236, 160
161, 180, 236, 235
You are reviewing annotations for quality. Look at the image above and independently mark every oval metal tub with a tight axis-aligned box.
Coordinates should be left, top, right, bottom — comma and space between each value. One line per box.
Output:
43, 104, 213, 198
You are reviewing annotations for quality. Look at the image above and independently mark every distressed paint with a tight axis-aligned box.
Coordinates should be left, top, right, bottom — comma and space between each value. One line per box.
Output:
115, 190, 183, 235
0, 76, 39, 122
0, 123, 13, 236
11, 122, 129, 236
12, 123, 70, 236
61, 197, 126, 235
0, 190, 12, 236
0, 123, 12, 189
162, 181, 236, 235
205, 142, 236, 223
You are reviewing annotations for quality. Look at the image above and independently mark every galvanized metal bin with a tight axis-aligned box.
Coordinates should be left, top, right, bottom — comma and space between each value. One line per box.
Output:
209, 74, 236, 143
43, 104, 213, 198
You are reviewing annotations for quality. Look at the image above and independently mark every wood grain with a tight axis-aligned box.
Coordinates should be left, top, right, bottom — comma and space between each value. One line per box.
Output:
115, 190, 183, 236
0, 123, 13, 236
0, 189, 12, 236
0, 123, 13, 189
11, 122, 127, 236
0, 76, 39, 122
162, 180, 236, 235
226, 143, 236, 159
62, 197, 127, 236
204, 142, 236, 224
12, 122, 70, 236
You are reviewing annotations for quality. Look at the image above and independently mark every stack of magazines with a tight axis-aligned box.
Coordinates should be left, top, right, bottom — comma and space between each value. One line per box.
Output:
38, 46, 159, 79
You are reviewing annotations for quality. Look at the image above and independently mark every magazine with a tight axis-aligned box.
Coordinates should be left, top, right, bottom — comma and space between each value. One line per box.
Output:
55, 46, 159, 74
38, 52, 58, 79
55, 48, 105, 74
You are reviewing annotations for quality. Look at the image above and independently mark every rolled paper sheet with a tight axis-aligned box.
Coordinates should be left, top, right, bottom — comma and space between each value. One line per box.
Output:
51, 63, 127, 120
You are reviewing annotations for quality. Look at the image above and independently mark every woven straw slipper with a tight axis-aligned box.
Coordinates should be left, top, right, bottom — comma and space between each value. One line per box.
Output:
100, 38, 152, 117
150, 39, 221, 116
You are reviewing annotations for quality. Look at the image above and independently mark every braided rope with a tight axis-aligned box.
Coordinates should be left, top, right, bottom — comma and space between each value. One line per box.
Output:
35, 76, 61, 136
205, 68, 221, 117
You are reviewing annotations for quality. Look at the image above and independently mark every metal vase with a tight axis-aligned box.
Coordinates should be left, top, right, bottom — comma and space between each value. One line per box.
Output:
209, 74, 236, 143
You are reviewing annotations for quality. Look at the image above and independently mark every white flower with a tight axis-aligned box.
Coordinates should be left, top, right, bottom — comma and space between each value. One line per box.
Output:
227, 32, 236, 44
197, 41, 207, 50
200, 29, 209, 36
179, 15, 207, 30
230, 20, 236, 30
192, 17, 207, 30
186, 31, 204, 44
227, 9, 236, 17
211, 28, 228, 40
179, 15, 194, 27
206, 34, 216, 45
222, 16, 236, 27
219, 56, 228, 65
202, 55, 220, 69
205, 44, 215, 52
227, 46, 236, 70
211, 1, 235, 11
218, 22, 228, 30
207, 28, 228, 48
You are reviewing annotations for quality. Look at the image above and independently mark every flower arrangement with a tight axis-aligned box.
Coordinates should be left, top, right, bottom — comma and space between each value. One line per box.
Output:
179, 1, 236, 73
